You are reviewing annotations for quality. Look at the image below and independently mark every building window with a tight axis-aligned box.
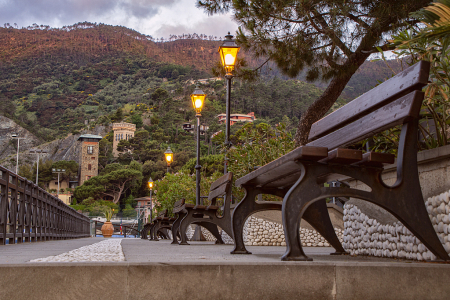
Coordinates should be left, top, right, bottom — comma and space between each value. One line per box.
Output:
86, 176, 91, 180
91, 157, 95, 160
88, 164, 91, 171
87, 146, 94, 154
55, 182, 58, 185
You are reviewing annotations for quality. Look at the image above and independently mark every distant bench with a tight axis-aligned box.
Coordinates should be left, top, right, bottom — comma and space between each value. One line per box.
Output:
141, 209, 174, 241
232, 60, 449, 261
171, 172, 234, 245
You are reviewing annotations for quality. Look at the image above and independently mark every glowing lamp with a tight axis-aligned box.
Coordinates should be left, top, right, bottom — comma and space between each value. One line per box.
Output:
190, 84, 206, 114
218, 32, 240, 75
164, 146, 173, 165
148, 177, 154, 190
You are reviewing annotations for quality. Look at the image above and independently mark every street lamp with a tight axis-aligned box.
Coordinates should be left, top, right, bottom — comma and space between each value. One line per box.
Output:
148, 177, 154, 223
219, 32, 240, 173
52, 168, 66, 199
164, 146, 173, 173
191, 84, 206, 206
29, 149, 48, 186
11, 133, 26, 174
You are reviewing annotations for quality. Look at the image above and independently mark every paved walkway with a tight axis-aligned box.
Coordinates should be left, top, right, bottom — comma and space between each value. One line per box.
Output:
0, 237, 425, 264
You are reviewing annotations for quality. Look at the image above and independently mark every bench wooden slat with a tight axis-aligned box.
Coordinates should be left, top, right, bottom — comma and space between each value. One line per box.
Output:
308, 90, 424, 150
354, 152, 395, 168
235, 146, 328, 187
208, 183, 229, 201
206, 205, 219, 210
210, 172, 233, 192
309, 61, 430, 140
320, 148, 363, 164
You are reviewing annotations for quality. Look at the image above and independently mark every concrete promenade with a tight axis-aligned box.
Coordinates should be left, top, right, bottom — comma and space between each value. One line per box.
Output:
0, 238, 450, 299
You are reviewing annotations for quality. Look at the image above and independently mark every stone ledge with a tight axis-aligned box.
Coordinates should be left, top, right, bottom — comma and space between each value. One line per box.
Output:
1, 262, 449, 299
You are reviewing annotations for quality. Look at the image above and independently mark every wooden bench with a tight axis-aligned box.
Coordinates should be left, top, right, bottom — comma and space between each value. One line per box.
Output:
172, 172, 234, 245
232, 60, 450, 261
141, 210, 175, 241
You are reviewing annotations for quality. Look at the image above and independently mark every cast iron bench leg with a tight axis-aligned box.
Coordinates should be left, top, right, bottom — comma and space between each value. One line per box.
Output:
179, 212, 191, 245
230, 187, 260, 254
171, 213, 184, 244
197, 221, 224, 244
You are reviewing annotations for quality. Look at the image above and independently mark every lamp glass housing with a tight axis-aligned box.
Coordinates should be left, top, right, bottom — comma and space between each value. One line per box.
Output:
164, 147, 173, 165
148, 177, 154, 190
218, 32, 240, 74
190, 85, 206, 114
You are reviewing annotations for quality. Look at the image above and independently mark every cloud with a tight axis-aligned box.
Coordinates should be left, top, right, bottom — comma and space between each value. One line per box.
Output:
0, 0, 239, 38
0, 0, 174, 27
155, 14, 238, 39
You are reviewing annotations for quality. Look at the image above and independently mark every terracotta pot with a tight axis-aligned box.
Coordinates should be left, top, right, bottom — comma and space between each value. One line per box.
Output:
101, 221, 114, 238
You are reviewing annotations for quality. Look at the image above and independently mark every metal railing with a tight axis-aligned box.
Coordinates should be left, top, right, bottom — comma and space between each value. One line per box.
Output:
0, 165, 90, 245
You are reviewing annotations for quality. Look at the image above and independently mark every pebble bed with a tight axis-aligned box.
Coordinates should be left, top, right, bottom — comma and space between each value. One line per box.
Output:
29, 239, 125, 262
343, 189, 450, 261
198, 216, 343, 247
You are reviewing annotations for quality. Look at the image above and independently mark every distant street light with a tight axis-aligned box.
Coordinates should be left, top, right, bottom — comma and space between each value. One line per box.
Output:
164, 146, 173, 174
52, 168, 66, 199
219, 32, 240, 173
148, 177, 154, 223
29, 149, 48, 186
11, 133, 26, 174
191, 84, 206, 206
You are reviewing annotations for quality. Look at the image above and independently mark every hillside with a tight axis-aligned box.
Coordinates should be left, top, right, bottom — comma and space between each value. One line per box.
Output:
0, 23, 403, 163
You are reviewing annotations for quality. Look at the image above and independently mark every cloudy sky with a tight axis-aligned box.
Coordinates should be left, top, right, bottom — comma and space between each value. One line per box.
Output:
0, 0, 239, 39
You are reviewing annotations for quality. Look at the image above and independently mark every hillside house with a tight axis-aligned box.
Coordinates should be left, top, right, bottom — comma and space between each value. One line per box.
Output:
217, 112, 256, 125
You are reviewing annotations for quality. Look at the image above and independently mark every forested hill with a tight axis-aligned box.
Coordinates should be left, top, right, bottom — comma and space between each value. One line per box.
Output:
0, 22, 401, 144
0, 22, 224, 71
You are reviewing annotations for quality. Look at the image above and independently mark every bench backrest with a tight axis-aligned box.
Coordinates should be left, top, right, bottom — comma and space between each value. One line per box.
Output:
307, 60, 429, 149
158, 209, 167, 218
208, 172, 233, 209
173, 198, 185, 209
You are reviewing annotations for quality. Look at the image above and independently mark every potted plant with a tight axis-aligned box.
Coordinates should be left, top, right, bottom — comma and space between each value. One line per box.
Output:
101, 208, 114, 238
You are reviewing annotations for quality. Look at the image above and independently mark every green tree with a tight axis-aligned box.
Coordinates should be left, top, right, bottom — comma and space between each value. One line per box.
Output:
198, 0, 431, 145
130, 114, 143, 128
52, 160, 78, 182
73, 161, 143, 203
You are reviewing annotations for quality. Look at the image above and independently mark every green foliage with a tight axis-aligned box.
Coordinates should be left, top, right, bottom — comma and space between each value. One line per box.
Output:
130, 114, 143, 128
103, 207, 113, 222
70, 199, 119, 216
181, 154, 224, 176
73, 161, 143, 203
153, 171, 223, 216
228, 122, 295, 200
370, 1, 450, 153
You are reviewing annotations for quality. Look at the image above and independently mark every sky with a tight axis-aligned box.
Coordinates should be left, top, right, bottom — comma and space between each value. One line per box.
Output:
0, 0, 239, 39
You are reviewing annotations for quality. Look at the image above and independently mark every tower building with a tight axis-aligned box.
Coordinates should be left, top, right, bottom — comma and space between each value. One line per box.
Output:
112, 122, 136, 157
77, 134, 102, 186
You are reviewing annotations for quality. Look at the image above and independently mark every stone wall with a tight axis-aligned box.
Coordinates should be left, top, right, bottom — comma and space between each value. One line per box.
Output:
341, 145, 450, 260
342, 190, 450, 261
190, 216, 343, 247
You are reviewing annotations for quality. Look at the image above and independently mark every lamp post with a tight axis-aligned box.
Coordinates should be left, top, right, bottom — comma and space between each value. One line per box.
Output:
218, 32, 240, 173
52, 168, 66, 199
164, 146, 173, 173
191, 84, 206, 206
148, 178, 154, 223
29, 149, 47, 186
11, 133, 26, 174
